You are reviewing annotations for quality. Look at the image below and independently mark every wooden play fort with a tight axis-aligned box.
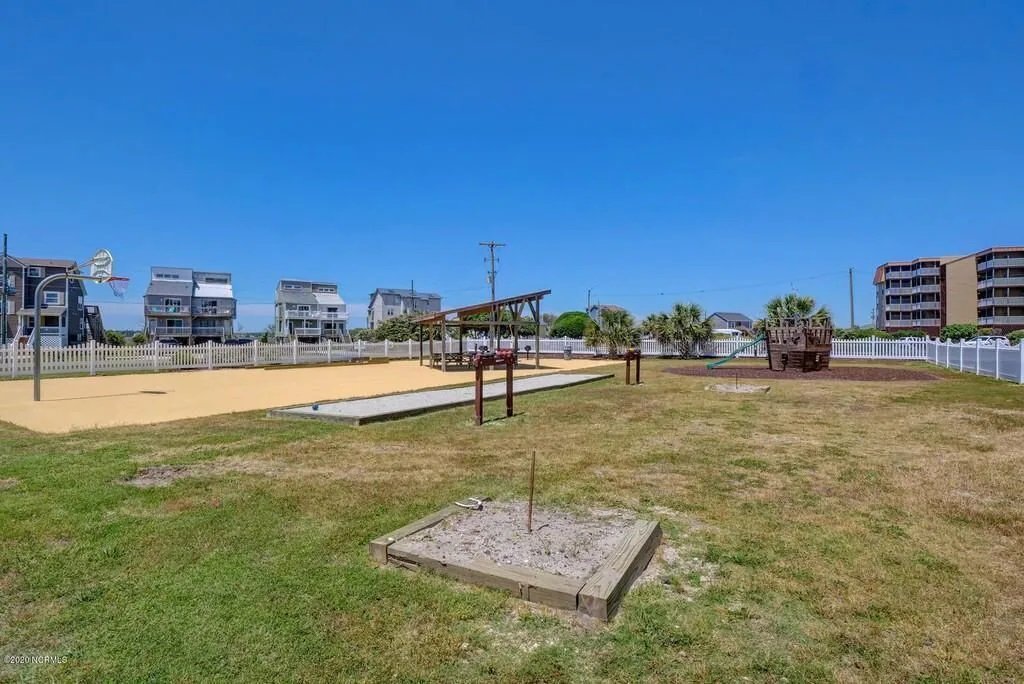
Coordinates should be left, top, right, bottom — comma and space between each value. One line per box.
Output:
765, 318, 834, 372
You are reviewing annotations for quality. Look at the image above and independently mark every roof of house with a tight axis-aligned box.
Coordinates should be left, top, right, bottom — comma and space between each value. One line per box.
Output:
18, 257, 78, 269
145, 280, 194, 297
313, 292, 345, 306
710, 312, 752, 322
277, 290, 318, 305
370, 288, 442, 299
194, 282, 234, 299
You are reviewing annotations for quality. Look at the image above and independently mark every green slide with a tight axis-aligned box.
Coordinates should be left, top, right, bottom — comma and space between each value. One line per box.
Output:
706, 335, 766, 369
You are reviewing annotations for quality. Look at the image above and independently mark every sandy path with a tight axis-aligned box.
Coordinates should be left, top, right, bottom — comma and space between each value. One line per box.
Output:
0, 359, 616, 434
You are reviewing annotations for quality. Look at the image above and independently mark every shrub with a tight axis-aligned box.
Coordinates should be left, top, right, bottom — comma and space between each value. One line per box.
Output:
1008, 330, 1024, 345
549, 311, 590, 338
131, 332, 147, 345
834, 327, 893, 340
104, 330, 125, 346
940, 323, 978, 341
892, 329, 927, 338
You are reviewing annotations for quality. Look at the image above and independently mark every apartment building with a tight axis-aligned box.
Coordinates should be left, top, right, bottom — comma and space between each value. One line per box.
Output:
874, 246, 1024, 334
274, 279, 349, 341
144, 267, 236, 343
975, 246, 1024, 329
367, 288, 441, 330
3, 256, 92, 347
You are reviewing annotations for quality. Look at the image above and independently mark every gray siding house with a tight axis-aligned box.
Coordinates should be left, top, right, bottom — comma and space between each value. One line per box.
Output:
274, 279, 349, 341
5, 257, 91, 347
144, 267, 236, 343
367, 288, 441, 330
708, 312, 753, 332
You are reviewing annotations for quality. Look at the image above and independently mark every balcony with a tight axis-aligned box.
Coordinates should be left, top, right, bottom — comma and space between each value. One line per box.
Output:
885, 287, 913, 296
979, 316, 1024, 326
978, 296, 1024, 307
283, 308, 348, 320
146, 304, 188, 315
978, 277, 1024, 289
192, 306, 235, 317
978, 257, 1024, 271
292, 326, 322, 335
885, 303, 914, 312
913, 267, 940, 277
911, 284, 940, 294
910, 303, 941, 312
151, 326, 191, 336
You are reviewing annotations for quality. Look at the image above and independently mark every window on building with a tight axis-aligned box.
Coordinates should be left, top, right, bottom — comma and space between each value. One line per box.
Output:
27, 266, 43, 278
43, 291, 62, 305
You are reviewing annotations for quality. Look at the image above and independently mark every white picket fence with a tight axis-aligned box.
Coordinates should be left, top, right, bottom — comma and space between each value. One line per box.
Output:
925, 339, 1023, 383
2, 336, 1020, 384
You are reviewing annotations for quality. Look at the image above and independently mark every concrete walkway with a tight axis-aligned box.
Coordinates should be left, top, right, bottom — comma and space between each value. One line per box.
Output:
268, 372, 612, 425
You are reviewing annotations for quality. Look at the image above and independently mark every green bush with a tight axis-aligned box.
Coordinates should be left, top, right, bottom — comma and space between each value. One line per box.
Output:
104, 330, 125, 346
131, 332, 147, 345
834, 327, 893, 340
549, 311, 590, 338
892, 329, 927, 338
1008, 330, 1024, 345
940, 323, 978, 341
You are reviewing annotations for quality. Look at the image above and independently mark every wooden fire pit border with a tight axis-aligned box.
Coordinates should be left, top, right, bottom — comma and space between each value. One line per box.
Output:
368, 503, 661, 621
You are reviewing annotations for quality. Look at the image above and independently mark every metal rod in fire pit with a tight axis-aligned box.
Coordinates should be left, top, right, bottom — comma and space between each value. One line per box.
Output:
527, 451, 536, 533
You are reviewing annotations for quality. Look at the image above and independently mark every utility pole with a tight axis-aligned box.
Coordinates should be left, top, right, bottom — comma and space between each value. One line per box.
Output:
1, 233, 7, 346
410, 279, 415, 315
480, 241, 506, 349
848, 267, 855, 328
587, 288, 591, 313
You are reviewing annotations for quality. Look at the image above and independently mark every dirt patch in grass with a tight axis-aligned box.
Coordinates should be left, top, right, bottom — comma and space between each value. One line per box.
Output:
122, 465, 193, 488
667, 365, 941, 382
706, 383, 771, 393
0, 478, 18, 490
395, 502, 637, 580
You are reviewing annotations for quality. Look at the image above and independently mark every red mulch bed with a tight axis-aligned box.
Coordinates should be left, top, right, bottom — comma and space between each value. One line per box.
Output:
665, 365, 941, 382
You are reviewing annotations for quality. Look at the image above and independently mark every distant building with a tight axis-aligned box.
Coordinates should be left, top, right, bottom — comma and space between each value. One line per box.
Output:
144, 267, 236, 343
587, 304, 626, 321
4, 256, 92, 347
367, 288, 441, 330
274, 279, 349, 342
873, 246, 1024, 335
707, 312, 753, 332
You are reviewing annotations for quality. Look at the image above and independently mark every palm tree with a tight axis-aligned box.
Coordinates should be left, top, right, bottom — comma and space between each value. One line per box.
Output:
757, 294, 831, 331
584, 308, 640, 357
642, 302, 713, 357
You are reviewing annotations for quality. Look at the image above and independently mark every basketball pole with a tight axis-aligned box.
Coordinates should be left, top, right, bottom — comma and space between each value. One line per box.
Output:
32, 251, 114, 401
32, 272, 108, 401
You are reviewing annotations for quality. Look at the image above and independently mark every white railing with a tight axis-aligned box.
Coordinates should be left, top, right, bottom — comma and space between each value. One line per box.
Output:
2, 336, 1021, 384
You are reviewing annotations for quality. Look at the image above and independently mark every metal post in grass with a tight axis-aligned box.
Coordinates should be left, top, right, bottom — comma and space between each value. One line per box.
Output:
976, 340, 980, 375
527, 450, 536, 534
995, 341, 1000, 380
959, 339, 964, 372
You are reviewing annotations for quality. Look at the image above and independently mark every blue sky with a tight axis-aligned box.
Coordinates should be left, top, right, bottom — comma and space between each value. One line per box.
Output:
2, 1, 1022, 330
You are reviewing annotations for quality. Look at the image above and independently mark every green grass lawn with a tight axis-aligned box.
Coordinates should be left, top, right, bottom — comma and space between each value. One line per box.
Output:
1, 360, 1022, 682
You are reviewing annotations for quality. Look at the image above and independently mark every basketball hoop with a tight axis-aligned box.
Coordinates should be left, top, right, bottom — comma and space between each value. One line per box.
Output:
89, 248, 114, 282
83, 248, 128, 297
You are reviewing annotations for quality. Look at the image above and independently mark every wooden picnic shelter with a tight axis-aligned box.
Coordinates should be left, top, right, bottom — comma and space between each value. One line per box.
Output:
413, 290, 550, 371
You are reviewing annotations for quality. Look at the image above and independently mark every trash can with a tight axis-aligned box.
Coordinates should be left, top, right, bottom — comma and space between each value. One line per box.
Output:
563, 346, 573, 360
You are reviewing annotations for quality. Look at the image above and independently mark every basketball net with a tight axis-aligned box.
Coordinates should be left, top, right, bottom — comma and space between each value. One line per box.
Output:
107, 276, 130, 299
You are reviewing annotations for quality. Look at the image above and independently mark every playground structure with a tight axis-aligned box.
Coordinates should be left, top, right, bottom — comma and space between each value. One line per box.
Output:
472, 349, 516, 425
624, 348, 641, 384
706, 317, 834, 372
765, 318, 834, 372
